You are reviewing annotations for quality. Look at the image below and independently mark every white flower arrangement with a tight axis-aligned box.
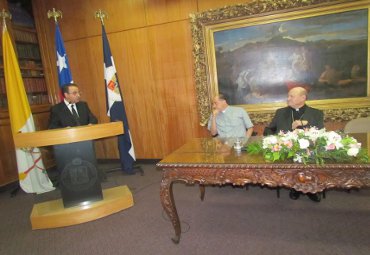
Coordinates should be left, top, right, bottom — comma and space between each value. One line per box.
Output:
247, 127, 368, 165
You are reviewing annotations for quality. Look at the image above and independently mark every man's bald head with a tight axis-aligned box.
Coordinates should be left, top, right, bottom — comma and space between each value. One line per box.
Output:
290, 87, 307, 97
287, 87, 307, 109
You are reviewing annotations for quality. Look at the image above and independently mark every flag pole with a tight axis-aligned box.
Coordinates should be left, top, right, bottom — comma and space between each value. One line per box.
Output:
94, 9, 143, 175
47, 8, 63, 103
0, 9, 19, 195
47, 8, 62, 24
47, 8, 74, 103
0, 9, 12, 24
94, 9, 108, 25
2, 8, 55, 194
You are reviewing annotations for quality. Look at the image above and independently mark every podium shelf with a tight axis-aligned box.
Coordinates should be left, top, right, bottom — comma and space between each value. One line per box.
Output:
30, 185, 133, 229
13, 122, 124, 148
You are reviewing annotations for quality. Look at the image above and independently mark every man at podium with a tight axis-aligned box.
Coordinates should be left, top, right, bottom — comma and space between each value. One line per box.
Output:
48, 83, 97, 129
47, 83, 101, 208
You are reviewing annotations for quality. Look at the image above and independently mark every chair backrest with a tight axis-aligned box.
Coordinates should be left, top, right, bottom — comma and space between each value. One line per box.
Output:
344, 117, 370, 133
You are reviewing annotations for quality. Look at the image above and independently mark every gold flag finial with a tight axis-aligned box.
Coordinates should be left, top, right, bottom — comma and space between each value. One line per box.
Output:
0, 9, 12, 24
94, 9, 108, 25
47, 8, 62, 23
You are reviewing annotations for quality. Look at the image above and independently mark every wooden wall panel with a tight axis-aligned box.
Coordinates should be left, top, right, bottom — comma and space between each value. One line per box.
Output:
0, 119, 18, 185
147, 20, 207, 154
36, 0, 147, 41
198, 0, 252, 11
144, 0, 198, 25
108, 28, 166, 158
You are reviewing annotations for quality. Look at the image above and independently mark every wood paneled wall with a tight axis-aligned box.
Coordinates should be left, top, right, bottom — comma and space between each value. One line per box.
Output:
33, 0, 248, 159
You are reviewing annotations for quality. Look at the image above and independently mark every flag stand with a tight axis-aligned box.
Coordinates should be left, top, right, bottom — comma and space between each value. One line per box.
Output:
104, 163, 144, 176
10, 185, 20, 197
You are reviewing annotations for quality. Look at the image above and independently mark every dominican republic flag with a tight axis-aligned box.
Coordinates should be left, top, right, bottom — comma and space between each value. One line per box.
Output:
102, 24, 136, 172
2, 22, 54, 194
55, 22, 73, 100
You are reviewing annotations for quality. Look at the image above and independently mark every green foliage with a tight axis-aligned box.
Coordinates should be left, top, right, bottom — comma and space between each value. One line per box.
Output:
246, 128, 369, 165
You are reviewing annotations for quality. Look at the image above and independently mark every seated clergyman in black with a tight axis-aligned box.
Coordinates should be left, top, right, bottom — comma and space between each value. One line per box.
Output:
264, 86, 324, 202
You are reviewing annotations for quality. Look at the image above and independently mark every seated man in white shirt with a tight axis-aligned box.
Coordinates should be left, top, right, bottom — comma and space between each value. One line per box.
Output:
208, 94, 254, 139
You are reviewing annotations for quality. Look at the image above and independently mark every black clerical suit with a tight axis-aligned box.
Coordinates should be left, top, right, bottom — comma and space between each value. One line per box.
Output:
264, 105, 324, 135
48, 101, 98, 129
264, 104, 324, 202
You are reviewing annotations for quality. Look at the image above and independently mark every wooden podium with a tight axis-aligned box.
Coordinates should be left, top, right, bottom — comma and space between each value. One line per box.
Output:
13, 122, 134, 229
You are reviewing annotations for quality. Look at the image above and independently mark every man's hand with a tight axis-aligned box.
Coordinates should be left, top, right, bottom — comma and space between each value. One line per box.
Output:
292, 120, 308, 130
210, 109, 220, 136
212, 109, 220, 117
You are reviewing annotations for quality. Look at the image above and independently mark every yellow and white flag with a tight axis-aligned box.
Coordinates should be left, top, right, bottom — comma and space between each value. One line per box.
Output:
2, 22, 54, 194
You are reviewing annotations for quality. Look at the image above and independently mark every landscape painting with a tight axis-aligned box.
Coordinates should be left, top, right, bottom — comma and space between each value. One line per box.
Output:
213, 8, 368, 105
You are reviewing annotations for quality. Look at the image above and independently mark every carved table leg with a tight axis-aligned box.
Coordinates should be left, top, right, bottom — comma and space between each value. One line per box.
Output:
199, 184, 205, 201
160, 172, 181, 244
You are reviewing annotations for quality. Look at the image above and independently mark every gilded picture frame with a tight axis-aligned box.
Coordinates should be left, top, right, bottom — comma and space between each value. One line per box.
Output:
190, 0, 370, 125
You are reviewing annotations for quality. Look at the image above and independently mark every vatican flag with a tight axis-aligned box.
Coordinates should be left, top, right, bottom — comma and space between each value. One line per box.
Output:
2, 22, 54, 194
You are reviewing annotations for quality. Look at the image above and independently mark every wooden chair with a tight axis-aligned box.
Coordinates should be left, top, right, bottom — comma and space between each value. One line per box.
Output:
342, 117, 370, 196
344, 117, 370, 133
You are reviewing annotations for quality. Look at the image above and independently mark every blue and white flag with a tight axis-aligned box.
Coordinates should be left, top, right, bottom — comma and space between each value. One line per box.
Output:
55, 23, 72, 100
102, 24, 136, 172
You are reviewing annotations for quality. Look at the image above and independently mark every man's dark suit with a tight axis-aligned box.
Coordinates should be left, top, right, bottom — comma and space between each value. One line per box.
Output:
49, 101, 98, 129
265, 105, 324, 135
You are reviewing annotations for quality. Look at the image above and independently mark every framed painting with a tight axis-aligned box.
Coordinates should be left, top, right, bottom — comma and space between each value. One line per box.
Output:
190, 0, 370, 125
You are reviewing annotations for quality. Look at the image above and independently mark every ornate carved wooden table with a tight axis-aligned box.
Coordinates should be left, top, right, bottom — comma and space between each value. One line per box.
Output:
158, 135, 370, 244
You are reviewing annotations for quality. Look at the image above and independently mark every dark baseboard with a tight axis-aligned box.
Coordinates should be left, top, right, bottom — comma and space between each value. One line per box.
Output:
0, 181, 19, 194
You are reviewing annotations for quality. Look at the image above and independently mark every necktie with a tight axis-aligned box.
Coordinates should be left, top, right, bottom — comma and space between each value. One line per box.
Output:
70, 104, 80, 125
